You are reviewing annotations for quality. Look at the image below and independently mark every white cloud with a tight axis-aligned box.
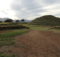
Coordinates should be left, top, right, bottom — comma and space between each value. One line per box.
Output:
11, 0, 60, 20
0, 0, 60, 20
0, 0, 16, 19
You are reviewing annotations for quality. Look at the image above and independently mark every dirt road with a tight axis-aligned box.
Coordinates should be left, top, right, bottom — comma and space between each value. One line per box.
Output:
0, 30, 60, 57
12, 30, 60, 57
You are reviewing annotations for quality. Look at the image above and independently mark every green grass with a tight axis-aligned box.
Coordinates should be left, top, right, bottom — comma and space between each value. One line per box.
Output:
26, 25, 50, 31
0, 29, 28, 38
0, 53, 15, 57
30, 25, 49, 30
49, 29, 60, 33
25, 24, 60, 32
0, 22, 9, 24
0, 29, 29, 46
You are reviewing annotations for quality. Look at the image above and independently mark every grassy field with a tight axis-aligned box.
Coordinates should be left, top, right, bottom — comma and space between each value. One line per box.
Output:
0, 23, 60, 57
0, 23, 60, 47
24, 24, 60, 32
29, 25, 50, 30
0, 29, 29, 46
0, 23, 29, 57
0, 53, 15, 57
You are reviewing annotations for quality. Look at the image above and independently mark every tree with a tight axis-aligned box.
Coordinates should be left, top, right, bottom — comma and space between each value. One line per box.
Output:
5, 18, 13, 22
0, 21, 2, 23
21, 19, 25, 22
16, 20, 20, 23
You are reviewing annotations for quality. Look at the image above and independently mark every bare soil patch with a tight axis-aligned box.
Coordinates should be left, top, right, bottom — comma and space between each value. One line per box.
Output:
0, 30, 60, 57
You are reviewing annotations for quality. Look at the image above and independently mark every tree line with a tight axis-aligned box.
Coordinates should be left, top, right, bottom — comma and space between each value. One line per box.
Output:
0, 18, 25, 23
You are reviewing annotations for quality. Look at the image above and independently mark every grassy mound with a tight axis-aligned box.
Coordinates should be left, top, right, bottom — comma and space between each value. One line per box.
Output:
31, 15, 60, 26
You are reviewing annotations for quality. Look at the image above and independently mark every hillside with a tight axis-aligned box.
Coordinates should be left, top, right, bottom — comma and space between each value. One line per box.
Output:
31, 15, 60, 26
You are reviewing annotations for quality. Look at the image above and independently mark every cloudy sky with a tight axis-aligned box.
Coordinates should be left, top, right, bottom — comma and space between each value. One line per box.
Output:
0, 0, 60, 20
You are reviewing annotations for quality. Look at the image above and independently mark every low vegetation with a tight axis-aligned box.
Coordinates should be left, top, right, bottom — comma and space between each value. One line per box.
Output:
0, 53, 15, 57
0, 22, 29, 57
0, 29, 29, 46
28, 25, 49, 30
25, 24, 60, 33
0, 23, 29, 30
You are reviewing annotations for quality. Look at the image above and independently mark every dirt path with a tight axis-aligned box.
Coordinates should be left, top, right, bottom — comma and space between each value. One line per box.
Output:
0, 30, 60, 57
11, 30, 60, 57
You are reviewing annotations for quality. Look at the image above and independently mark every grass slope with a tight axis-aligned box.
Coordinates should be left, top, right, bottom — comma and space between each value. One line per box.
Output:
31, 15, 60, 26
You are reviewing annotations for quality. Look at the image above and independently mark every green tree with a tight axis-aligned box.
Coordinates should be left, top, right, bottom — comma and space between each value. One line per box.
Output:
16, 20, 20, 23
5, 18, 13, 22
21, 19, 25, 22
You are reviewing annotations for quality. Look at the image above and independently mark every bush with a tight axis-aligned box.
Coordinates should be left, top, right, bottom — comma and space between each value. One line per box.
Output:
50, 26, 60, 29
5, 18, 13, 22
0, 25, 29, 30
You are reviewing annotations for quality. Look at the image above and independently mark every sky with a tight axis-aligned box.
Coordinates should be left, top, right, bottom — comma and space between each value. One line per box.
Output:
0, 0, 60, 20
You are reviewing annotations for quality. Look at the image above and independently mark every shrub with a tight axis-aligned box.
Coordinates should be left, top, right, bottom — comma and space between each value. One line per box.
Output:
0, 25, 29, 30
5, 18, 13, 22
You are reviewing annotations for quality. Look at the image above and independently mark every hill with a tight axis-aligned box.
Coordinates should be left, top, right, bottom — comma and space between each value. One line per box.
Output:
31, 15, 60, 26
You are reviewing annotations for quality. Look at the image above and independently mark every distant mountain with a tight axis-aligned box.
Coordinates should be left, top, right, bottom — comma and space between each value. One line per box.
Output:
0, 18, 32, 23
24, 20, 32, 22
0, 18, 6, 22
0, 18, 13, 22
31, 15, 60, 26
